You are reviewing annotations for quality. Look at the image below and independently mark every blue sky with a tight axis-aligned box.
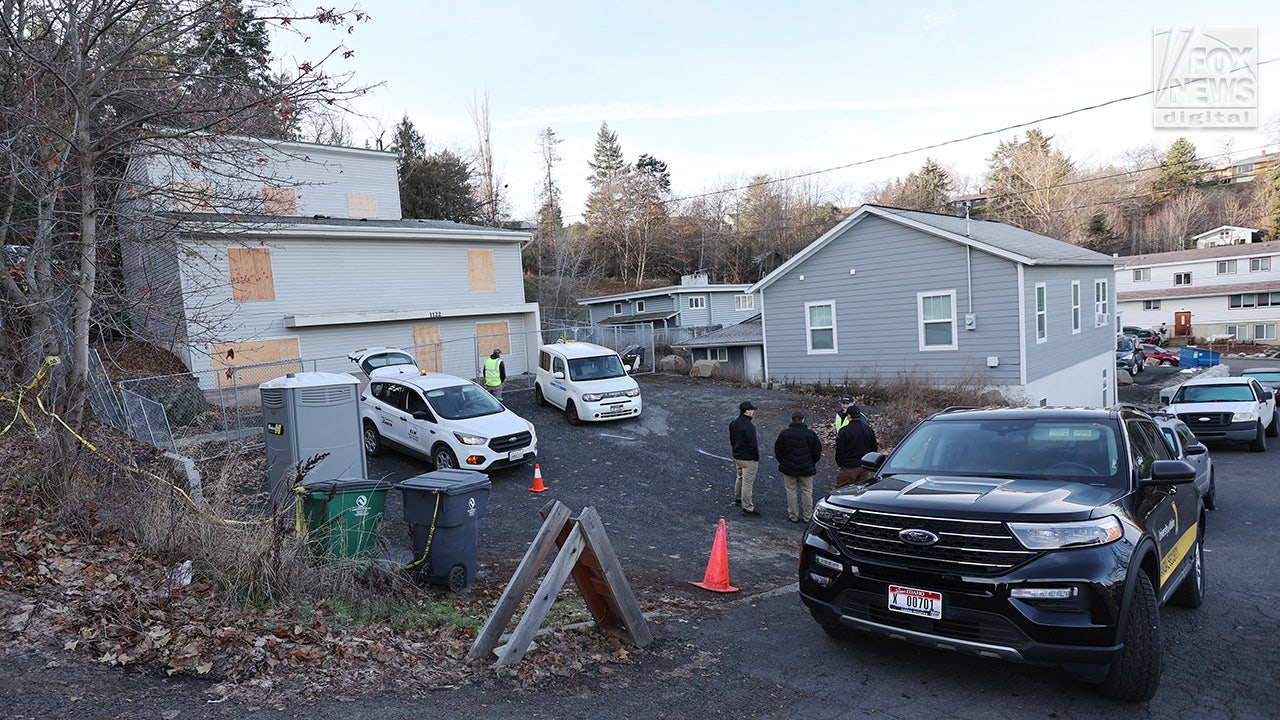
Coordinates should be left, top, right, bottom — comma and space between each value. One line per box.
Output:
274, 1, 1279, 220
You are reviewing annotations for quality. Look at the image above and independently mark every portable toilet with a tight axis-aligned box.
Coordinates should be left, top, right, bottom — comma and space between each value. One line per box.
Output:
260, 372, 366, 511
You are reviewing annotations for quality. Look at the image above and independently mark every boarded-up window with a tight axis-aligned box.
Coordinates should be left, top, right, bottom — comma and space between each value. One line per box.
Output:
210, 338, 301, 386
412, 324, 443, 373
468, 250, 496, 292
172, 181, 211, 211
262, 187, 297, 215
476, 321, 511, 356
347, 192, 377, 218
227, 247, 276, 301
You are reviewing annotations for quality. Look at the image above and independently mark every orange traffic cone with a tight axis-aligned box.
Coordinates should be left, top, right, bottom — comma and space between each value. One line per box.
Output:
528, 463, 548, 493
692, 518, 739, 593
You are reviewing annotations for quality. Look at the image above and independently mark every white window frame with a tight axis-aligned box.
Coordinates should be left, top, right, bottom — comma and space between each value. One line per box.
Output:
613, 303, 622, 315
1254, 323, 1277, 340
917, 290, 957, 351
707, 347, 729, 362
1226, 324, 1249, 340
687, 295, 706, 309
805, 300, 837, 354
635, 299, 646, 313
1071, 281, 1081, 334
1094, 279, 1109, 328
1143, 299, 1162, 310
1132, 268, 1150, 282
1218, 260, 1238, 275
1035, 283, 1048, 343
1174, 272, 1192, 285
734, 294, 755, 311
1251, 257, 1271, 272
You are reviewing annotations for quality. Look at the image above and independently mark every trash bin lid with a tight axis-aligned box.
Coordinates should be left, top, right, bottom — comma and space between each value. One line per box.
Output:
299, 477, 390, 493
397, 468, 490, 494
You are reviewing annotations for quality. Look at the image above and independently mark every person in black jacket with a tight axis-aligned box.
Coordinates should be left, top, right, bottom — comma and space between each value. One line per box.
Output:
775, 411, 822, 522
728, 400, 760, 516
834, 405, 878, 489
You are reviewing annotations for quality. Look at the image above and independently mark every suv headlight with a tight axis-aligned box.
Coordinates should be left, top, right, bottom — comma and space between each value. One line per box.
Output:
813, 500, 855, 530
1008, 516, 1122, 549
581, 393, 603, 402
1232, 411, 1258, 423
453, 432, 487, 446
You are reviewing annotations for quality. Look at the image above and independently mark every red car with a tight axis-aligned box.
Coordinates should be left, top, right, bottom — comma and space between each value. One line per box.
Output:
1141, 344, 1179, 366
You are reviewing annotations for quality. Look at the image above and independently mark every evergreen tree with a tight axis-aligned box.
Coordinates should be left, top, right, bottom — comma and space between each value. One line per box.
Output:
984, 128, 1077, 238
392, 116, 478, 222
586, 122, 627, 181
1157, 137, 1205, 189
635, 153, 670, 192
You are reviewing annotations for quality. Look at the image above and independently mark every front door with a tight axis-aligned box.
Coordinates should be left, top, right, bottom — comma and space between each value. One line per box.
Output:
1174, 311, 1192, 337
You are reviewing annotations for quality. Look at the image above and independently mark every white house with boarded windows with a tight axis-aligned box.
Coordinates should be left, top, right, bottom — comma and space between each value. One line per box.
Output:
120, 134, 540, 384
747, 205, 1121, 407
1116, 241, 1280, 344
577, 272, 759, 329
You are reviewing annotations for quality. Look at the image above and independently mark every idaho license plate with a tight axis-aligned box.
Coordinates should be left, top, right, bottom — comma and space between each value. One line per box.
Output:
888, 585, 942, 619
508, 450, 523, 462
610, 404, 624, 410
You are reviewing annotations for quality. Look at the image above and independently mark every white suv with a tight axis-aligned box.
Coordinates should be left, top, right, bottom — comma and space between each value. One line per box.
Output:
359, 371, 537, 471
534, 342, 642, 424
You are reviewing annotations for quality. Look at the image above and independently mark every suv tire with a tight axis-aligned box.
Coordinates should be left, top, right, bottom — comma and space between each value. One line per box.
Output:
1170, 534, 1205, 608
564, 400, 581, 426
534, 384, 547, 407
1099, 571, 1161, 702
432, 445, 458, 469
1249, 422, 1267, 452
1267, 414, 1279, 438
362, 421, 385, 456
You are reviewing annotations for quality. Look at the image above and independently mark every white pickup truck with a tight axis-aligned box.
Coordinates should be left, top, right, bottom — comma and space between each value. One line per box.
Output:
1162, 375, 1278, 452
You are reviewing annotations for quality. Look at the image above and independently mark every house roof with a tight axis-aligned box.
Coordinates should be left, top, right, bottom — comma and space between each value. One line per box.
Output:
748, 205, 1117, 293
578, 283, 753, 305
1118, 279, 1280, 302
174, 213, 532, 242
675, 319, 763, 348
1191, 225, 1260, 240
1121, 240, 1279, 267
596, 310, 680, 325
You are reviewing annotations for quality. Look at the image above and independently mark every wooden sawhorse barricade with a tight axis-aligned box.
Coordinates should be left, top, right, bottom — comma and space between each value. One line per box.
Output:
468, 500, 652, 665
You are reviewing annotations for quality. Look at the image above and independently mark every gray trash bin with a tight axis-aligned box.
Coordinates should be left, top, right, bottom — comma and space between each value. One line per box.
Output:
396, 469, 491, 592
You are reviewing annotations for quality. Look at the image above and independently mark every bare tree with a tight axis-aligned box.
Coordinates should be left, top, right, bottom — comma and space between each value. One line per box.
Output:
468, 91, 505, 226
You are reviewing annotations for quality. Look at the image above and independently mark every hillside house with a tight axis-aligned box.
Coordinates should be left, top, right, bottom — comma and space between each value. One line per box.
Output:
577, 272, 759, 334
748, 205, 1121, 407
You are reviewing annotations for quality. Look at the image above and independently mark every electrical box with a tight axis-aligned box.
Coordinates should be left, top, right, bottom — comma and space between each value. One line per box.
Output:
261, 372, 366, 511
964, 313, 977, 330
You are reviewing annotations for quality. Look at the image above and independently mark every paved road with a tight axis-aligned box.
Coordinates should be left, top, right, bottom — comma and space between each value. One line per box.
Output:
4, 372, 1277, 718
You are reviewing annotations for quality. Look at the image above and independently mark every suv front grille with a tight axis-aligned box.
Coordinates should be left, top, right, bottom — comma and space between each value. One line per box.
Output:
489, 431, 532, 452
834, 510, 1037, 576
1176, 412, 1232, 430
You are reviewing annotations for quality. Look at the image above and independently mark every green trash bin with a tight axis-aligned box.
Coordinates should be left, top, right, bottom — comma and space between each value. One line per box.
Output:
297, 477, 390, 560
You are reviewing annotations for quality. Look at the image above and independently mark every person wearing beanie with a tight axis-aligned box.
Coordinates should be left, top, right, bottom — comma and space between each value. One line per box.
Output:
834, 404, 878, 489
774, 411, 822, 523
482, 348, 506, 400
729, 400, 761, 515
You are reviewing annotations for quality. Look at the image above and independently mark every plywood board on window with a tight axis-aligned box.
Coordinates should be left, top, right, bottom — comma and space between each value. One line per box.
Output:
468, 249, 497, 292
171, 181, 211, 211
262, 187, 297, 215
227, 247, 276, 301
210, 338, 300, 386
412, 324, 443, 373
476, 321, 510, 355
347, 192, 378, 219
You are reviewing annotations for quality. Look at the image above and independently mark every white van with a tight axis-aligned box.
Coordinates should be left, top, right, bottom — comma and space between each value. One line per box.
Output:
535, 342, 642, 424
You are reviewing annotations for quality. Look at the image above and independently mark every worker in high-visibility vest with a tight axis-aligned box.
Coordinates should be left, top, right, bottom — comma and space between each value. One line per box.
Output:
483, 348, 506, 400
835, 395, 856, 431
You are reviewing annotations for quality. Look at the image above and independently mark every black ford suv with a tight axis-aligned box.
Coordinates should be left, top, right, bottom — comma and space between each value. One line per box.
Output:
799, 406, 1205, 702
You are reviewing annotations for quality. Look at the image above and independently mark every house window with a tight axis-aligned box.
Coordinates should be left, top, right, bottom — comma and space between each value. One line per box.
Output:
1094, 279, 1109, 328
467, 249, 496, 292
1226, 325, 1249, 340
1035, 283, 1047, 343
1132, 268, 1150, 282
1144, 300, 1162, 310
805, 301, 836, 353
227, 247, 275, 301
635, 300, 646, 313
1230, 292, 1280, 308
1251, 257, 1271, 272
706, 347, 729, 362
613, 303, 622, 315
1255, 324, 1277, 340
688, 296, 706, 309
1071, 281, 1081, 334
1218, 260, 1237, 275
918, 291, 957, 350
1174, 272, 1192, 285
735, 294, 755, 311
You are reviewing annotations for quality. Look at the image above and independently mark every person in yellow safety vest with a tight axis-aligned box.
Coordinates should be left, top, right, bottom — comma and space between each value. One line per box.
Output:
835, 395, 858, 431
483, 349, 506, 400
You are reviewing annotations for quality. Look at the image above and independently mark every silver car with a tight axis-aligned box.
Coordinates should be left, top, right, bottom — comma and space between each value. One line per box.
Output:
1153, 414, 1216, 509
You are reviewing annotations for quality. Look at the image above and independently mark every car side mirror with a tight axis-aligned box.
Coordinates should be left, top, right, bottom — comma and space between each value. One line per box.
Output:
1184, 443, 1208, 456
1141, 459, 1196, 486
412, 410, 432, 422
553, 371, 565, 380
860, 451, 887, 471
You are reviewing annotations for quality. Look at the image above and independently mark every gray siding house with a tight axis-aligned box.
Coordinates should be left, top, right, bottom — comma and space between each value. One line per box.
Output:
120, 135, 539, 384
748, 205, 1121, 407
578, 272, 759, 329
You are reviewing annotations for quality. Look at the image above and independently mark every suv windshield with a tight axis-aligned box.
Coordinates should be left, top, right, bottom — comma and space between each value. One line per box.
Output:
424, 383, 504, 420
568, 354, 626, 381
1170, 383, 1254, 403
882, 418, 1122, 486
1116, 337, 1136, 352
